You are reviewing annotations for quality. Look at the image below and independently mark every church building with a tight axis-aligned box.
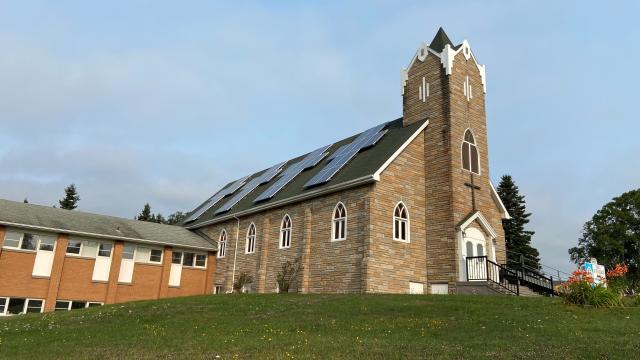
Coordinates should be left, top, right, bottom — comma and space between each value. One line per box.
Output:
0, 29, 513, 314
183, 28, 510, 295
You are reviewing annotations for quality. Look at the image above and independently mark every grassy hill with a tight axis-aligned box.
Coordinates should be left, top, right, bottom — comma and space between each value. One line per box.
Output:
0, 294, 638, 359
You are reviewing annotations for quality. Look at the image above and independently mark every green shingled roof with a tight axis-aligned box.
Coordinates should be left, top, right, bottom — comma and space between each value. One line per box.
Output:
0, 199, 216, 250
186, 118, 427, 228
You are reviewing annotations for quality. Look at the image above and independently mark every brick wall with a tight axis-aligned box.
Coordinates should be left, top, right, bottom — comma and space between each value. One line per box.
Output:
0, 227, 216, 311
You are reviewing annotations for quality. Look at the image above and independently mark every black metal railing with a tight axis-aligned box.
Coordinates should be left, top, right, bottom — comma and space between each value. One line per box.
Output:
466, 256, 520, 296
506, 262, 555, 296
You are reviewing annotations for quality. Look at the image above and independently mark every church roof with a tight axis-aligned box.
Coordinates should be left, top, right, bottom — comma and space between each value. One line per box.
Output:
184, 118, 428, 229
0, 199, 216, 250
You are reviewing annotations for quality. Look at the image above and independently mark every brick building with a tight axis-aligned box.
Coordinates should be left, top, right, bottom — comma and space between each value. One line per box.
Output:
0, 199, 216, 315
183, 28, 510, 295
1, 28, 511, 311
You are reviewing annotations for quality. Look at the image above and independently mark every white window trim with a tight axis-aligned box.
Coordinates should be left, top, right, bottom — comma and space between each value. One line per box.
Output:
392, 201, 411, 243
65, 239, 85, 256
174, 249, 208, 269
217, 230, 227, 258
245, 223, 256, 254
2, 231, 51, 253
461, 128, 481, 175
148, 248, 164, 264
0, 296, 7, 316
331, 202, 347, 242
279, 214, 292, 249
1, 297, 46, 315
95, 241, 114, 258
54, 300, 104, 311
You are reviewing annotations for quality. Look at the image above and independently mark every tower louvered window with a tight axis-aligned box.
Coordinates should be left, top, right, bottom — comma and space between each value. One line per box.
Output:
462, 129, 480, 174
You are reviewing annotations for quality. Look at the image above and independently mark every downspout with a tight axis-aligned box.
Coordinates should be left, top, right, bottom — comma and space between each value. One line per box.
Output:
231, 215, 240, 292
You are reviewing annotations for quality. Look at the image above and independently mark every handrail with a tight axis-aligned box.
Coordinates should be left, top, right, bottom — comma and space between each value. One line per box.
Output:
466, 256, 519, 296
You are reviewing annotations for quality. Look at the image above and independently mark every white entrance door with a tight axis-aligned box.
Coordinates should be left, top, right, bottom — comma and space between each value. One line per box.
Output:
463, 228, 486, 281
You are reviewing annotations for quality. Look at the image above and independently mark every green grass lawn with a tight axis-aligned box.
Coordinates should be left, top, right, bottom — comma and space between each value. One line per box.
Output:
0, 294, 638, 359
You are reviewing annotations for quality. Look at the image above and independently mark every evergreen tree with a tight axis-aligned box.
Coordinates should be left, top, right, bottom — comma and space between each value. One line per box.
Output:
137, 203, 153, 221
59, 184, 80, 210
497, 175, 541, 269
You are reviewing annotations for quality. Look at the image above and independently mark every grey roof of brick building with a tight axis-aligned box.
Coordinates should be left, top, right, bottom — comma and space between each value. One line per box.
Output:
0, 199, 216, 250
184, 118, 428, 229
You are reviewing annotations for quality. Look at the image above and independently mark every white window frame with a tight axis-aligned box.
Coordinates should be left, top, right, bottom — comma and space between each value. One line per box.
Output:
148, 248, 164, 263
174, 250, 207, 269
217, 230, 227, 258
0, 297, 7, 316
54, 300, 104, 311
331, 202, 347, 242
2, 231, 49, 252
96, 242, 113, 258
65, 239, 84, 256
214, 285, 223, 294
279, 214, 292, 249
0, 297, 45, 315
245, 223, 256, 254
461, 128, 481, 175
393, 202, 410, 243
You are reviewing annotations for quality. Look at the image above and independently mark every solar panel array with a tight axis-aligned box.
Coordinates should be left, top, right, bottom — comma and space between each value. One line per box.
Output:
215, 161, 286, 214
304, 123, 388, 188
183, 175, 250, 223
254, 145, 331, 203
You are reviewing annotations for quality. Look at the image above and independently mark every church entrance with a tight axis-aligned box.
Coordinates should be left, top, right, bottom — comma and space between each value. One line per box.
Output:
463, 228, 486, 281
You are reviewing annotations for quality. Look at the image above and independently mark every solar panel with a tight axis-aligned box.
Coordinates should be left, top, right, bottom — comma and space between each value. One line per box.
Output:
304, 123, 388, 188
215, 161, 286, 214
254, 145, 331, 203
183, 175, 250, 223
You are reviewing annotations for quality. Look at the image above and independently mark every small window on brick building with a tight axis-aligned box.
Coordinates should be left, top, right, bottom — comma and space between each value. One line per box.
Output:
462, 129, 480, 174
149, 249, 163, 263
218, 230, 227, 258
246, 223, 256, 254
66, 240, 83, 255
280, 215, 292, 249
332, 202, 347, 241
214, 285, 223, 294
393, 202, 410, 242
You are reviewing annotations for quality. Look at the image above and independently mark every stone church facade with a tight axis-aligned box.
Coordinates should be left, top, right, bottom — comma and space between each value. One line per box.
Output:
184, 28, 510, 295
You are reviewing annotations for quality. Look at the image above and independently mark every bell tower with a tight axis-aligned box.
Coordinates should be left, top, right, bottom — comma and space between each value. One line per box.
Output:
401, 28, 507, 292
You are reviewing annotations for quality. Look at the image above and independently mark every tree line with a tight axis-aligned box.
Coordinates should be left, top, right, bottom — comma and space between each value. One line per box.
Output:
25, 183, 187, 226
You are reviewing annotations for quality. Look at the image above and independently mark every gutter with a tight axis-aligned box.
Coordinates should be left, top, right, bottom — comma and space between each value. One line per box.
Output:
0, 220, 216, 252
230, 215, 240, 293
186, 174, 377, 229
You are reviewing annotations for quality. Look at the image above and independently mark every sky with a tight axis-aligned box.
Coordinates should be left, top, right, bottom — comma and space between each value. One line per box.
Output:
1, 1, 638, 276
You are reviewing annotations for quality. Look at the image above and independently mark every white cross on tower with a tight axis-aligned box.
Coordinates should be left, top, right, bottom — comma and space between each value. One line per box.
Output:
463, 75, 473, 101
418, 76, 429, 102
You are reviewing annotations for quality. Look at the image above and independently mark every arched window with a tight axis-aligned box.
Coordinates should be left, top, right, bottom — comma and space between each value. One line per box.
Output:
393, 202, 410, 242
332, 202, 347, 241
218, 230, 227, 258
461, 129, 480, 174
280, 215, 292, 249
245, 223, 256, 254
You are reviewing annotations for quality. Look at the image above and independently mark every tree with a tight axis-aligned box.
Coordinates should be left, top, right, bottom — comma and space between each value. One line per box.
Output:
569, 189, 640, 291
59, 184, 80, 210
23, 198, 28, 204
166, 211, 187, 225
497, 175, 541, 269
137, 203, 153, 221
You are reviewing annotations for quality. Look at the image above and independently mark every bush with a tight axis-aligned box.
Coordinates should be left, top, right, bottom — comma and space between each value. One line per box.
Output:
589, 286, 623, 307
233, 272, 254, 293
606, 263, 629, 295
276, 257, 303, 293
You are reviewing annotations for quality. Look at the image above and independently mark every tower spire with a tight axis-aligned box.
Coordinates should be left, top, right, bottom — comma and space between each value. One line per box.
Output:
429, 27, 454, 52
